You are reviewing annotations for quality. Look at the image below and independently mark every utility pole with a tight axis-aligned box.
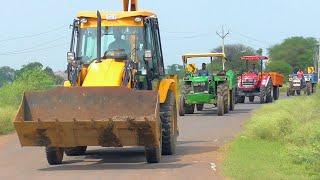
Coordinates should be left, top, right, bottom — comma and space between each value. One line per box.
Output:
216, 26, 229, 54
216, 26, 229, 70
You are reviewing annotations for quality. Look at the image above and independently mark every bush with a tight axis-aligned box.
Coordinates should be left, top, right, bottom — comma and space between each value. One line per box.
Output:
240, 93, 320, 175
0, 106, 16, 135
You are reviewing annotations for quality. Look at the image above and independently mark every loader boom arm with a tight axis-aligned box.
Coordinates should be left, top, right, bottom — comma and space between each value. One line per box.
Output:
123, 0, 138, 11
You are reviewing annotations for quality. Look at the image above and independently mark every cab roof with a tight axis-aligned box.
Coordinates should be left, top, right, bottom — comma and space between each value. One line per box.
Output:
182, 53, 227, 63
240, 55, 268, 61
77, 10, 156, 19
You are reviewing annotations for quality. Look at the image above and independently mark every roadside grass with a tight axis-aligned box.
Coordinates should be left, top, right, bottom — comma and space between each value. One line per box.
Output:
0, 106, 16, 135
223, 91, 320, 179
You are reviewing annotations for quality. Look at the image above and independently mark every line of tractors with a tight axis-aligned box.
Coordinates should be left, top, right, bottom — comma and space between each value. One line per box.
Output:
11, 0, 317, 165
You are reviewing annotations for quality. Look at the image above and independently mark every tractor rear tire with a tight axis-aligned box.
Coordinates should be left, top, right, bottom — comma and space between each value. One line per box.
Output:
46, 147, 64, 165
145, 146, 161, 163
217, 84, 225, 116
273, 86, 279, 100
160, 91, 177, 155
65, 146, 87, 156
223, 84, 229, 114
179, 96, 185, 116
266, 80, 273, 103
229, 89, 235, 111
260, 88, 266, 104
237, 96, 245, 103
306, 82, 311, 96
296, 90, 301, 95
196, 104, 204, 111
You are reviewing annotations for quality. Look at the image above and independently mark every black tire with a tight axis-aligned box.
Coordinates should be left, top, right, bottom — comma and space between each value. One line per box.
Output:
65, 146, 87, 156
260, 88, 266, 104
179, 96, 185, 116
306, 82, 311, 96
160, 91, 177, 155
184, 104, 194, 114
237, 96, 245, 103
312, 84, 316, 93
46, 147, 64, 165
229, 89, 235, 111
273, 86, 279, 100
223, 84, 229, 114
217, 83, 225, 116
249, 96, 254, 102
286, 90, 290, 97
145, 146, 161, 163
266, 80, 273, 103
196, 104, 204, 111
296, 90, 301, 95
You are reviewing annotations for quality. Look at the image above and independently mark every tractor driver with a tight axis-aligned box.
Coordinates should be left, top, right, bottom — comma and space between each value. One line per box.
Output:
108, 29, 131, 56
197, 63, 209, 76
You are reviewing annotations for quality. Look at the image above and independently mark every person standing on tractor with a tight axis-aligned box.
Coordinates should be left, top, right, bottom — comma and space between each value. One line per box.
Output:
197, 63, 209, 76
297, 68, 306, 88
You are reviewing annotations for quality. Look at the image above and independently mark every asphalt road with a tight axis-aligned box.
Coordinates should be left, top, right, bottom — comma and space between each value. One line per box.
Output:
0, 100, 261, 180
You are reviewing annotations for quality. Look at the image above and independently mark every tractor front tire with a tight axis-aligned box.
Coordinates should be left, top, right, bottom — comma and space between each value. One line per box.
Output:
306, 82, 311, 96
65, 146, 87, 156
160, 91, 177, 155
217, 84, 225, 116
249, 96, 254, 102
296, 90, 301, 96
46, 147, 64, 165
196, 104, 204, 111
237, 96, 245, 103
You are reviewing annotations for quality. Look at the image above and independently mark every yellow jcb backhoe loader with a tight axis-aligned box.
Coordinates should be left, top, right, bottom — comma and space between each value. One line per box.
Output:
13, 0, 178, 164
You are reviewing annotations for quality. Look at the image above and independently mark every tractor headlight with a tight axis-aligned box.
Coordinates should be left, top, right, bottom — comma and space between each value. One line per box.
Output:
289, 78, 293, 81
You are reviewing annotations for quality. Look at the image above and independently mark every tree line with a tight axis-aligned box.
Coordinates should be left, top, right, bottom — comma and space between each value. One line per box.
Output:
166, 36, 318, 77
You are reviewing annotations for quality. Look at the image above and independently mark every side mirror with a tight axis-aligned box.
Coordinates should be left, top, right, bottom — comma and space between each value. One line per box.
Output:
67, 52, 75, 63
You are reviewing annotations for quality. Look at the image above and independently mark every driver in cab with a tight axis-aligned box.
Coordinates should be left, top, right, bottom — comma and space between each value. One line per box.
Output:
108, 29, 131, 56
197, 63, 209, 76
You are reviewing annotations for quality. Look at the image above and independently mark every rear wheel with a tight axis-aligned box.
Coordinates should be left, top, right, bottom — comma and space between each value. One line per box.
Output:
145, 146, 161, 163
306, 82, 311, 96
296, 90, 301, 95
273, 86, 279, 100
266, 80, 273, 103
46, 147, 64, 165
260, 88, 266, 104
223, 84, 229, 114
249, 96, 254, 102
160, 91, 177, 155
179, 96, 185, 116
196, 104, 204, 111
229, 89, 236, 111
217, 83, 225, 116
65, 146, 87, 156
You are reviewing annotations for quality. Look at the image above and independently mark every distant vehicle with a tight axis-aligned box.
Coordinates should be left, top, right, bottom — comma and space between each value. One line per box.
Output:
237, 56, 284, 103
179, 53, 237, 116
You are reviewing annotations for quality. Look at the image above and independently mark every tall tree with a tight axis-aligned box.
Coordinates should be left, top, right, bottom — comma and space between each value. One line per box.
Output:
211, 44, 256, 73
0, 66, 15, 87
166, 64, 185, 78
268, 36, 317, 71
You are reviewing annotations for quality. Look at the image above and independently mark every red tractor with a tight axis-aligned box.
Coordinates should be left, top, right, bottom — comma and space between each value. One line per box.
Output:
237, 56, 284, 104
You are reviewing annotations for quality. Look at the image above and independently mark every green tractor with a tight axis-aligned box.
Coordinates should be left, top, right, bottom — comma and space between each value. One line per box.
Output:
179, 53, 237, 116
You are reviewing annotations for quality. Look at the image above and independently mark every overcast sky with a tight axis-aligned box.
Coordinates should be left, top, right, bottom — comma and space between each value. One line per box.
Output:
0, 0, 320, 70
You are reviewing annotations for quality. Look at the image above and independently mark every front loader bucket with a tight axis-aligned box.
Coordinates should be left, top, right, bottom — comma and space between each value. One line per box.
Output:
14, 87, 160, 148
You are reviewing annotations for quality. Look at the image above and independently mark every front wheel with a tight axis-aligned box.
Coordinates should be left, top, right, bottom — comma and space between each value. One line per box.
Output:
46, 147, 64, 165
237, 96, 245, 103
160, 91, 177, 155
179, 96, 185, 116
196, 104, 204, 111
249, 96, 254, 102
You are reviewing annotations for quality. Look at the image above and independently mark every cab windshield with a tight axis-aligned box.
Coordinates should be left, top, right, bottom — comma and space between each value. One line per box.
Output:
76, 26, 144, 63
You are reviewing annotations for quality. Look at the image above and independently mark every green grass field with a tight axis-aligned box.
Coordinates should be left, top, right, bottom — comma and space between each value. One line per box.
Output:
223, 91, 320, 179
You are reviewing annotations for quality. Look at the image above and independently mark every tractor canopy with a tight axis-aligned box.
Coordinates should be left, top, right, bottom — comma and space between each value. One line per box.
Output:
240, 56, 268, 61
